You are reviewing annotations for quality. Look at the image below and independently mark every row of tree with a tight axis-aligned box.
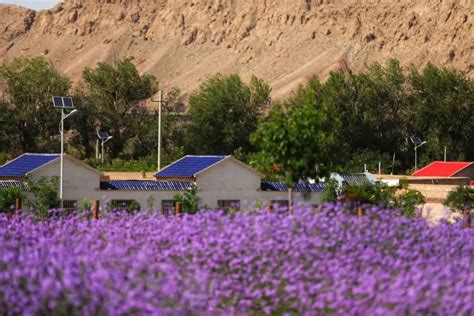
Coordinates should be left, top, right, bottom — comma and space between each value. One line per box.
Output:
251, 59, 474, 182
0, 57, 473, 182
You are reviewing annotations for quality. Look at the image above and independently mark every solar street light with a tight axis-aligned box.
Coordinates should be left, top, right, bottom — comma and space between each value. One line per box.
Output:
97, 132, 113, 165
54, 96, 78, 208
410, 136, 427, 172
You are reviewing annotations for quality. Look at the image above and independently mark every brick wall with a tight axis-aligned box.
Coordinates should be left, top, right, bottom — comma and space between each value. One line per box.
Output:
408, 184, 459, 203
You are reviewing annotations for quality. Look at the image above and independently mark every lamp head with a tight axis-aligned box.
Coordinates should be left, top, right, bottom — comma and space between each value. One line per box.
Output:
65, 109, 78, 119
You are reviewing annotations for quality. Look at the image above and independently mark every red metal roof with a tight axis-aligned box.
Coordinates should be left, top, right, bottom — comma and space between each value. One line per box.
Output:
412, 161, 473, 177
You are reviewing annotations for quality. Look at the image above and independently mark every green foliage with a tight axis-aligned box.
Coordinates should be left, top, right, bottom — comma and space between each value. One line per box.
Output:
444, 185, 474, 213
321, 178, 341, 203
395, 189, 426, 218
269, 59, 473, 174
0, 152, 8, 166
342, 149, 398, 174
399, 178, 409, 190
186, 74, 270, 155
251, 99, 339, 184
0, 187, 23, 213
0, 56, 71, 153
84, 156, 157, 172
0, 57, 472, 177
409, 64, 474, 162
27, 177, 59, 217
174, 184, 200, 214
81, 199, 92, 211
341, 181, 425, 217
344, 182, 397, 207
82, 58, 157, 158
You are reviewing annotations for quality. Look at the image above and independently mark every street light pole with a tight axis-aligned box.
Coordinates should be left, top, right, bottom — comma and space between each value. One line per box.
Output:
414, 141, 427, 172
415, 145, 417, 172
59, 109, 78, 208
60, 109, 65, 208
158, 90, 162, 171
101, 136, 113, 165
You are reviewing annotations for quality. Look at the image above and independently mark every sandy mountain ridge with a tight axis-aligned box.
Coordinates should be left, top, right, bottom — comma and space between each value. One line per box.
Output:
0, 0, 472, 100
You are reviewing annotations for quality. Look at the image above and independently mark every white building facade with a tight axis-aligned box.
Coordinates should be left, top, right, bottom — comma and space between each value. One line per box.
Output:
0, 154, 324, 212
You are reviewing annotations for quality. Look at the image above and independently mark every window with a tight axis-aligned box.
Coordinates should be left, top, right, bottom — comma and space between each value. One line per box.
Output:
63, 200, 77, 211
217, 200, 241, 212
110, 200, 141, 212
270, 200, 289, 210
161, 200, 176, 215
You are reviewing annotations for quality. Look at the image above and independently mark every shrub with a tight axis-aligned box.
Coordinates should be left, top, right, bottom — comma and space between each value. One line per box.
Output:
26, 177, 59, 217
321, 178, 340, 203
444, 185, 474, 213
395, 189, 426, 217
344, 182, 396, 207
174, 184, 200, 214
0, 186, 23, 213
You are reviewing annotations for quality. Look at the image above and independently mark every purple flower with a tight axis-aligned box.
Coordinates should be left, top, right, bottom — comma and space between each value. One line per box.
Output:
0, 203, 471, 314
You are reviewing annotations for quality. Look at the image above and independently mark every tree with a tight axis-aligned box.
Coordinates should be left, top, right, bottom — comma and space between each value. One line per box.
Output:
82, 58, 157, 158
0, 101, 16, 156
186, 74, 270, 155
0, 57, 71, 153
251, 101, 340, 207
409, 64, 474, 163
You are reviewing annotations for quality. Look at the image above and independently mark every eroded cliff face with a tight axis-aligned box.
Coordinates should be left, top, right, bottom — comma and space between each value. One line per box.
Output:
0, 0, 472, 97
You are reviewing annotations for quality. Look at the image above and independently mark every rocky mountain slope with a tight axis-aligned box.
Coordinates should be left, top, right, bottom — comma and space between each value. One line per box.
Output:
0, 0, 472, 98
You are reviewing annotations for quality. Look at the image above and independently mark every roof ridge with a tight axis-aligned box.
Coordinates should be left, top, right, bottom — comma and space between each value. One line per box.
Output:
185, 155, 228, 157
431, 161, 473, 164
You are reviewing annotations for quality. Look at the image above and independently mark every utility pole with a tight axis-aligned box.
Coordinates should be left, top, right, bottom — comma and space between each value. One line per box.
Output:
158, 90, 162, 171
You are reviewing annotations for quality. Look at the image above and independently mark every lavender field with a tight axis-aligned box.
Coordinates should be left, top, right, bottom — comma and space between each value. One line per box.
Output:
0, 204, 473, 315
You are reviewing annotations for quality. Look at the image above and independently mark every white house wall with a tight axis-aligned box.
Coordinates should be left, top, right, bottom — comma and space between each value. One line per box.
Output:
196, 158, 321, 209
98, 191, 181, 210
24, 156, 322, 211
29, 157, 101, 207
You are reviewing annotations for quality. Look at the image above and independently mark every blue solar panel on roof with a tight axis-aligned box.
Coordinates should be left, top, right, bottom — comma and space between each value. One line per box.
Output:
0, 154, 60, 177
155, 156, 227, 178
261, 182, 326, 193
0, 181, 27, 190
338, 173, 370, 186
101, 181, 193, 191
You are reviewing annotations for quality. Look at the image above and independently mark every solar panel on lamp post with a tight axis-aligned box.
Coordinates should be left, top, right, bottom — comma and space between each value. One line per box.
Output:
97, 132, 113, 165
410, 136, 427, 172
53, 96, 78, 208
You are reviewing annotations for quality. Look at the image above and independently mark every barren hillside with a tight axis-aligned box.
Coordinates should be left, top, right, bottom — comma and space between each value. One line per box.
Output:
0, 0, 472, 98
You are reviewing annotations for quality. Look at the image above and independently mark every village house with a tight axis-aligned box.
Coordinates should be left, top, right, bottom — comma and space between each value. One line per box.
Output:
0, 153, 324, 212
